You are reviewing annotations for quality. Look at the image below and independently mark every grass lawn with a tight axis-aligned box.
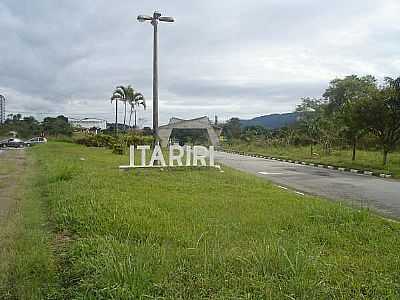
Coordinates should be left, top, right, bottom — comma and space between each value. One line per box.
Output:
0, 150, 58, 299
2, 142, 400, 299
223, 143, 400, 177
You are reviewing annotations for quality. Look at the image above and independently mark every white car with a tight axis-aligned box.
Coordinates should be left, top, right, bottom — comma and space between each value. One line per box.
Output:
25, 137, 48, 146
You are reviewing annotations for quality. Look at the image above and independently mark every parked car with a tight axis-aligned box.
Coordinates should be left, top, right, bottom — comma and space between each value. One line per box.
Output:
0, 138, 26, 148
25, 137, 48, 146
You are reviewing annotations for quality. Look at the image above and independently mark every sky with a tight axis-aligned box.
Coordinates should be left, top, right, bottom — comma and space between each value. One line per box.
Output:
1, 0, 400, 126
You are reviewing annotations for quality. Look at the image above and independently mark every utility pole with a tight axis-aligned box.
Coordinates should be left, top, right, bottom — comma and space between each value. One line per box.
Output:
0, 95, 5, 125
115, 100, 118, 135
137, 11, 175, 139
152, 17, 159, 134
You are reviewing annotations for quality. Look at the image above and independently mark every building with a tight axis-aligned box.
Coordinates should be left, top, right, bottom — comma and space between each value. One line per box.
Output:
0, 95, 5, 124
68, 118, 107, 132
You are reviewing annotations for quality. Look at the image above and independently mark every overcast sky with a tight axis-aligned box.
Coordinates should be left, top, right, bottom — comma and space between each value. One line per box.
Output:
1, 0, 400, 125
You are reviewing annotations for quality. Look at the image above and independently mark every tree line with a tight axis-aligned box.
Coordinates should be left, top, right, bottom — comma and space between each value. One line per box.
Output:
0, 114, 72, 139
223, 75, 400, 165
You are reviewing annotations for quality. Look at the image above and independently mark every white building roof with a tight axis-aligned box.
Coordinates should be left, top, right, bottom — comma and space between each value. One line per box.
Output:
68, 118, 107, 129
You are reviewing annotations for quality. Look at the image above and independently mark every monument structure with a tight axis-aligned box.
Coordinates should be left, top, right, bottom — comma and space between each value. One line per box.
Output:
158, 116, 222, 147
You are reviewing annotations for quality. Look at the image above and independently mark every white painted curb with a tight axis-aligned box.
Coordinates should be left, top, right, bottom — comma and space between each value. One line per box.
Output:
223, 150, 393, 179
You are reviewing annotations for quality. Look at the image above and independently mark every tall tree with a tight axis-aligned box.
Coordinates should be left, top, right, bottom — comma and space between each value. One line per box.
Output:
296, 98, 326, 156
111, 86, 131, 132
42, 115, 72, 137
223, 118, 241, 140
323, 75, 378, 160
111, 86, 146, 132
111, 89, 121, 135
128, 92, 146, 129
356, 77, 400, 165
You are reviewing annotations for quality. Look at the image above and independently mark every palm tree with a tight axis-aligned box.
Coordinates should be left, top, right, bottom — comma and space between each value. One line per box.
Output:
111, 86, 131, 132
111, 89, 123, 135
128, 93, 146, 129
111, 85, 146, 133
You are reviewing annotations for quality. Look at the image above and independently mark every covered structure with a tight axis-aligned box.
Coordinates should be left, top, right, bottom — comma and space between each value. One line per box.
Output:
158, 116, 222, 147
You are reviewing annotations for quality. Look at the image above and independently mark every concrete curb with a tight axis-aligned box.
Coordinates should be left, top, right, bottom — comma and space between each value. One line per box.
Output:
220, 149, 393, 179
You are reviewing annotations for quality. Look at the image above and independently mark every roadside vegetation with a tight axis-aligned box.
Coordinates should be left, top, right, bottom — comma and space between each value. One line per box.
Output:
223, 75, 400, 177
2, 142, 400, 299
73, 132, 154, 154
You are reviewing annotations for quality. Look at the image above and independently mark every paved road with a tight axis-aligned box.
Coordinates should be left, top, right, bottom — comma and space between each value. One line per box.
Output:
215, 151, 400, 219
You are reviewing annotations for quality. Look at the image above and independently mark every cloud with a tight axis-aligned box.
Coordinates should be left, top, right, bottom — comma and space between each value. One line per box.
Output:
1, 0, 400, 125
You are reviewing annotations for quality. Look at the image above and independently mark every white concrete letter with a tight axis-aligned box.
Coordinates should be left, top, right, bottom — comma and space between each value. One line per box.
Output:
169, 145, 184, 167
185, 146, 192, 166
129, 145, 135, 166
209, 146, 215, 167
193, 146, 208, 167
137, 145, 150, 167
150, 145, 166, 167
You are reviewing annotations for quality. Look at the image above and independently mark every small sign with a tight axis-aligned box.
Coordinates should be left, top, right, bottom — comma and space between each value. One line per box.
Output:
119, 145, 215, 169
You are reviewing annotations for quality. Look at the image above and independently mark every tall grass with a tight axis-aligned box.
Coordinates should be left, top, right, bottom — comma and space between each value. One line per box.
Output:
9, 142, 397, 299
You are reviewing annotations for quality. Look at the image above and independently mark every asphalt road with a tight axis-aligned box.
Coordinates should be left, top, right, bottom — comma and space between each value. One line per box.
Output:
215, 151, 400, 219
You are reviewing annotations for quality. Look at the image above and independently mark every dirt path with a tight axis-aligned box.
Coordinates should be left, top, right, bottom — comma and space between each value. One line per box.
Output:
0, 149, 26, 218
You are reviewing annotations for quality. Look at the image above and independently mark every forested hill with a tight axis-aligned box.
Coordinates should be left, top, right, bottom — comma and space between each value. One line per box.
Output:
240, 112, 299, 129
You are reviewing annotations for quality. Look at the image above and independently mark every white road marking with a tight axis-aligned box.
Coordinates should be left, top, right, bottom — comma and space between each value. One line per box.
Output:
277, 185, 288, 190
276, 185, 305, 196
258, 172, 284, 175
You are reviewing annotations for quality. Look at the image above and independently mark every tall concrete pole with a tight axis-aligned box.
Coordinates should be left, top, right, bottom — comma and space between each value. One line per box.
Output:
115, 100, 118, 135
137, 11, 174, 140
152, 18, 159, 137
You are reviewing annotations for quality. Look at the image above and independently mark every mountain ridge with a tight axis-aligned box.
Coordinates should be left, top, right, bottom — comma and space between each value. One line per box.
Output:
240, 112, 299, 129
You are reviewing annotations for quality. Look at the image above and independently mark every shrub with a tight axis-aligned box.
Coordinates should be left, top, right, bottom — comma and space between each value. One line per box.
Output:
74, 133, 154, 152
74, 134, 116, 148
112, 143, 124, 155
48, 135, 74, 143
123, 134, 155, 147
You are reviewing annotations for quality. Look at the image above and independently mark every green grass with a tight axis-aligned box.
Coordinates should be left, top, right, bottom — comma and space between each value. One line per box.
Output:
224, 142, 400, 177
3, 142, 400, 299
0, 151, 59, 299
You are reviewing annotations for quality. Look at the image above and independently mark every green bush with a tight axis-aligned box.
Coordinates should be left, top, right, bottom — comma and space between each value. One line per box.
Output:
123, 134, 154, 146
74, 134, 116, 148
74, 133, 154, 152
112, 143, 124, 155
47, 135, 74, 143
